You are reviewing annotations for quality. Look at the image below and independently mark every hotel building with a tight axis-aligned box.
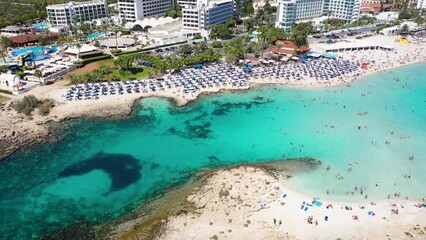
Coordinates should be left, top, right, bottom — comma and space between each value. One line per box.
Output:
275, 0, 324, 30
47, 0, 108, 26
117, 0, 173, 22
323, 0, 361, 22
276, 0, 361, 31
179, 0, 235, 31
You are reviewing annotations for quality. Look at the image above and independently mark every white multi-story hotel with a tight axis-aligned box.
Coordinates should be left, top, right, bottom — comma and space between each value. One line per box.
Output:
47, 0, 108, 26
276, 0, 361, 31
179, 0, 235, 31
117, 0, 173, 23
275, 0, 323, 30
323, 0, 361, 22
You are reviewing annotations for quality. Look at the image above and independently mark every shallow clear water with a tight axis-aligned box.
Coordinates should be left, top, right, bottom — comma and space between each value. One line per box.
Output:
0, 64, 425, 239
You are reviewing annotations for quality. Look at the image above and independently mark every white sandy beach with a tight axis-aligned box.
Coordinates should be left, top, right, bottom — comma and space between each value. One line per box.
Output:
154, 166, 426, 240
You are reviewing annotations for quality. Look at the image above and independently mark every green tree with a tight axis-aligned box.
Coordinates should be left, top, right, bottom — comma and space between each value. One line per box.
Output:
111, 26, 122, 49
0, 51, 6, 63
415, 16, 424, 25
193, 34, 202, 40
226, 19, 236, 28
179, 44, 193, 56
1, 36, 11, 53
242, 0, 254, 16
165, 1, 182, 18
34, 69, 43, 84
259, 27, 286, 44
224, 37, 247, 63
263, 0, 272, 13
114, 55, 133, 71
75, 43, 82, 60
211, 41, 223, 48
94, 40, 100, 48
243, 18, 255, 32
291, 32, 308, 50
398, 9, 412, 20
209, 24, 232, 39
98, 65, 113, 80
195, 42, 208, 54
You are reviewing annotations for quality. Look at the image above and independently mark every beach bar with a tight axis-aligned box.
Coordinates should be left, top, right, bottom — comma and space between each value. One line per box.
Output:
318, 40, 395, 52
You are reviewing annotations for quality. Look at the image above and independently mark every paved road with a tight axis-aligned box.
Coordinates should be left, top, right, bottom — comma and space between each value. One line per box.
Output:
308, 25, 382, 42
0, 1, 33, 5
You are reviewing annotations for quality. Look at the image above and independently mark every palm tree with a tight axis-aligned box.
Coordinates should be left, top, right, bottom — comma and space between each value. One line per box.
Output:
1, 36, 11, 53
34, 69, 43, 84
76, 43, 82, 60
325, 10, 333, 20
0, 51, 7, 63
111, 26, 122, 49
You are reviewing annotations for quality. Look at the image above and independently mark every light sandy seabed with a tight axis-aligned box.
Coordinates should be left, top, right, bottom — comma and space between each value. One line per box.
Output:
153, 166, 426, 240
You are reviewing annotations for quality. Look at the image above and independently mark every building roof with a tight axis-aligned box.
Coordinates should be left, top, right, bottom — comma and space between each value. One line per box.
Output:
47, 0, 106, 8
317, 39, 394, 51
0, 73, 20, 82
11, 33, 58, 44
64, 44, 98, 54
148, 21, 182, 35
1, 26, 32, 32
269, 40, 310, 55
99, 38, 135, 47
125, 17, 178, 30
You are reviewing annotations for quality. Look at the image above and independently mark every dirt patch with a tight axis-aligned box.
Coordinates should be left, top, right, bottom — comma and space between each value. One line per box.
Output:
63, 59, 114, 81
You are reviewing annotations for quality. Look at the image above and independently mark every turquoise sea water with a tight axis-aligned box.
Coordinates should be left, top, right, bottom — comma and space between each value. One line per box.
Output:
0, 64, 425, 239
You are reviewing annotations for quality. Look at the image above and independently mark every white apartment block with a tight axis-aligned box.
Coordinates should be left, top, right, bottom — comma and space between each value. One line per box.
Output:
47, 0, 108, 26
179, 0, 235, 31
117, 0, 173, 23
275, 0, 323, 30
276, 0, 361, 31
323, 0, 361, 22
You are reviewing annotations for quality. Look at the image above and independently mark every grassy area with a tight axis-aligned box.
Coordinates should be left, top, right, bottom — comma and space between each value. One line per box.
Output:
111, 67, 157, 80
96, 58, 115, 67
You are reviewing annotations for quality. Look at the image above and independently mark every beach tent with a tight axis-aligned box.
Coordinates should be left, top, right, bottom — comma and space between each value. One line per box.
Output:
307, 52, 322, 58
323, 52, 337, 59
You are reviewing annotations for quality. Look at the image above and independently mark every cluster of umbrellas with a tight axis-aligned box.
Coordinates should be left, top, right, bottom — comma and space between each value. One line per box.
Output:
252, 59, 359, 81
64, 62, 251, 101
63, 59, 361, 101
166, 62, 249, 94
297, 59, 360, 80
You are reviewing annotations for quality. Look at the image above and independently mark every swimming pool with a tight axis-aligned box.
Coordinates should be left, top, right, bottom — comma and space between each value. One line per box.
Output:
33, 23, 50, 29
33, 54, 51, 61
11, 46, 58, 57
86, 32, 107, 39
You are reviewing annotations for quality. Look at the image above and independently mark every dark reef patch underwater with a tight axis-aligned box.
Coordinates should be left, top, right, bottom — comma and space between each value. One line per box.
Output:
58, 152, 142, 194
